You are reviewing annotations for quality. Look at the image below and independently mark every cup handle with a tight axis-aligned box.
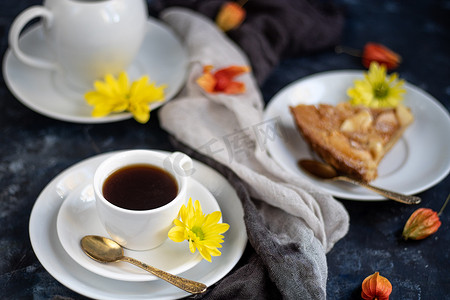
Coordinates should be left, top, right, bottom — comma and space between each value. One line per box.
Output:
8, 6, 58, 70
166, 152, 194, 177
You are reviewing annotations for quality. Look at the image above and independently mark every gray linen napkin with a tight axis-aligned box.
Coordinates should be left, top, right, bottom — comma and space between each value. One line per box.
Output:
158, 8, 349, 299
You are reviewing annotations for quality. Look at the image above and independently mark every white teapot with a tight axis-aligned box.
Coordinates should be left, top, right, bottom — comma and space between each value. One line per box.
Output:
9, 0, 147, 90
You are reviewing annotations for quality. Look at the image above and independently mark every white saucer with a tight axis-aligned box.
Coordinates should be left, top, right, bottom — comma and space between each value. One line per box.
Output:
29, 151, 247, 299
2, 18, 188, 123
263, 70, 450, 200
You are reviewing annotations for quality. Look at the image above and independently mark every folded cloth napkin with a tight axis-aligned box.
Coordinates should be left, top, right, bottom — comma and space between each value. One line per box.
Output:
150, 0, 344, 85
158, 8, 349, 299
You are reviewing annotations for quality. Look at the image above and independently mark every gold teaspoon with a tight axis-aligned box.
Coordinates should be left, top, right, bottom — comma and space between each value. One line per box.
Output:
80, 235, 207, 294
298, 159, 421, 205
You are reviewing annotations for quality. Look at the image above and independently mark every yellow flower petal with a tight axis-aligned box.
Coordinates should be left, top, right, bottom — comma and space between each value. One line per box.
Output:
204, 211, 222, 225
189, 239, 197, 253
168, 227, 186, 242
117, 72, 129, 92
198, 246, 212, 262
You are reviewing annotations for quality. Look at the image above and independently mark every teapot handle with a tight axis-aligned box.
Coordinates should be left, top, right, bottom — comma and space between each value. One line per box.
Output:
9, 6, 58, 70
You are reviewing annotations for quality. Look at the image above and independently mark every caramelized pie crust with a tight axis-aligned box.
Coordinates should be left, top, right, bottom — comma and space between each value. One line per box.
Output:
290, 102, 413, 182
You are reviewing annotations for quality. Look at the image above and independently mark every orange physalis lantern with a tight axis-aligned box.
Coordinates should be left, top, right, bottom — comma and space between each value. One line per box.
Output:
361, 272, 392, 300
196, 65, 250, 94
215, 2, 246, 32
402, 208, 442, 240
362, 42, 402, 70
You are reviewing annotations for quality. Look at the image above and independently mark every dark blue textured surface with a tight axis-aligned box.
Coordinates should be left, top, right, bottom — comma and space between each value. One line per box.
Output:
1, 0, 449, 299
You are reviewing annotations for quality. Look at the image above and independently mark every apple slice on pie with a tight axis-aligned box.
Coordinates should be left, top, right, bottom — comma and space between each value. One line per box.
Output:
290, 102, 414, 182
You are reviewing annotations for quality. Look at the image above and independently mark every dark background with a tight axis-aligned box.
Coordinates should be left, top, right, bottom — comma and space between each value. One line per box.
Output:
1, 0, 449, 299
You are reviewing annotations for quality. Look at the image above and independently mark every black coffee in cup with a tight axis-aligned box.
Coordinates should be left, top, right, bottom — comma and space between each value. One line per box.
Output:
102, 164, 178, 210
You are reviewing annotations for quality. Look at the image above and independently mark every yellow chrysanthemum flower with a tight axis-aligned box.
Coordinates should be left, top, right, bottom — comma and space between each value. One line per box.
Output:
347, 62, 406, 108
85, 72, 166, 123
168, 198, 230, 262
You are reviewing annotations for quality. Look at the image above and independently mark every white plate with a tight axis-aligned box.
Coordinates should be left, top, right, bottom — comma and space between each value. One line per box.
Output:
29, 151, 247, 299
2, 18, 187, 123
263, 70, 450, 200
57, 178, 221, 282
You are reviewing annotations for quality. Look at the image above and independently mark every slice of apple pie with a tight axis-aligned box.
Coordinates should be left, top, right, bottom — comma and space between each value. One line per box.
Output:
290, 102, 414, 182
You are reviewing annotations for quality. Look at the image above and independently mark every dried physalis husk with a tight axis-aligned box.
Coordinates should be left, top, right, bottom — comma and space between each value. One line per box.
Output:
402, 193, 448, 240
361, 272, 392, 300
335, 42, 401, 70
215, 2, 246, 32
402, 208, 441, 240
362, 42, 402, 70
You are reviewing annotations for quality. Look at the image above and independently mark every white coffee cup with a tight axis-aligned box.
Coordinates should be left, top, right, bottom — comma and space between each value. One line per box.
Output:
9, 0, 147, 90
93, 150, 194, 251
